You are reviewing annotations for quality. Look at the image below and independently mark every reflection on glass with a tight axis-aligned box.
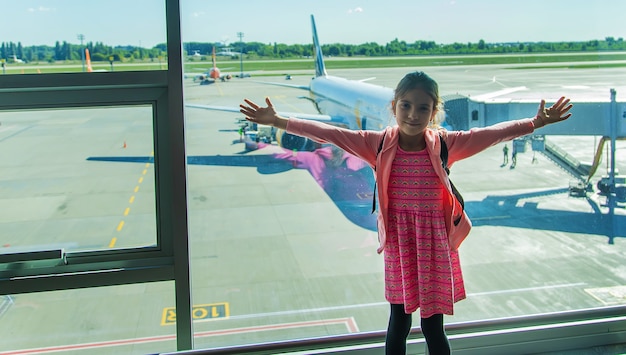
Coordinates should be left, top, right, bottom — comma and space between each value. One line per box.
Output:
0, 106, 156, 255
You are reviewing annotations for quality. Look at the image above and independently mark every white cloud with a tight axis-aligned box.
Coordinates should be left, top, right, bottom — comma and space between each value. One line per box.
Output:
347, 7, 364, 14
27, 6, 55, 12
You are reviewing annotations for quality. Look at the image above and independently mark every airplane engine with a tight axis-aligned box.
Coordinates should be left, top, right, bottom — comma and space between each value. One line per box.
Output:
275, 129, 318, 151
194, 74, 207, 82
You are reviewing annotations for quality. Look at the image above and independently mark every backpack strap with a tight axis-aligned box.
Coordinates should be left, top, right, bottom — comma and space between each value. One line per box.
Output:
439, 135, 465, 224
371, 132, 386, 214
439, 134, 449, 174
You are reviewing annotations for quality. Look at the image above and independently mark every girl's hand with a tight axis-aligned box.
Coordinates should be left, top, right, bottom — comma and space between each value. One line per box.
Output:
240, 97, 284, 127
534, 96, 573, 128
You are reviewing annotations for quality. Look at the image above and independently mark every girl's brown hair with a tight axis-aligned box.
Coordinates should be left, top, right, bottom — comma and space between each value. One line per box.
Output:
394, 71, 444, 126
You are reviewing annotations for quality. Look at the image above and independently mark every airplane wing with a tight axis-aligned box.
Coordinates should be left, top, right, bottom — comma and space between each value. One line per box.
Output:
185, 103, 333, 122
470, 86, 528, 101
250, 77, 375, 91
251, 80, 310, 91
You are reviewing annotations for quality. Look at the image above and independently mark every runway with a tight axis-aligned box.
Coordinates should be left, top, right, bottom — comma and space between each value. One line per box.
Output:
0, 65, 625, 354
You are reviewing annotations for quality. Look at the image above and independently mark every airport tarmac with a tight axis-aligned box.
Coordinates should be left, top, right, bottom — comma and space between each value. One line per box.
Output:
0, 65, 625, 354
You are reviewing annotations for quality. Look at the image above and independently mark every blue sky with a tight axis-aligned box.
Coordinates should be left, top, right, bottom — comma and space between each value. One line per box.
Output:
3, 0, 625, 48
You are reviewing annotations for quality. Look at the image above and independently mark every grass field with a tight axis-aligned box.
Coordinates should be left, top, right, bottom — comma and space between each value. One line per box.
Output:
2, 51, 626, 75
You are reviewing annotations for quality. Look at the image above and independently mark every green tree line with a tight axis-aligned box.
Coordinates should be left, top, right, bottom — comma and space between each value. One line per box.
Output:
181, 36, 626, 60
2, 36, 624, 63
1, 41, 166, 63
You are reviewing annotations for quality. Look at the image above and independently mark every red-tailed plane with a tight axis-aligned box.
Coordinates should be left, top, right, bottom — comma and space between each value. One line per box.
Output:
188, 47, 232, 85
85, 48, 93, 72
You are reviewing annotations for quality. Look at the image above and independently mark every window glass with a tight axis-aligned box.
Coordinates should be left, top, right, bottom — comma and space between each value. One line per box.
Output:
0, 282, 176, 354
181, 1, 626, 351
0, 106, 156, 257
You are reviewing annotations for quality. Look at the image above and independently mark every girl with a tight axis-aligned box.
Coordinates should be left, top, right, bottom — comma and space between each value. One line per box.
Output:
239, 71, 573, 354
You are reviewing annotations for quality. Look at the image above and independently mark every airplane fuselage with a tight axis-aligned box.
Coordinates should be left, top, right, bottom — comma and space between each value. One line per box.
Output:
309, 75, 394, 131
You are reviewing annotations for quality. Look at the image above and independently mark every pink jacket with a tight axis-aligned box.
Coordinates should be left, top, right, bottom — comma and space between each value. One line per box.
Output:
287, 118, 536, 253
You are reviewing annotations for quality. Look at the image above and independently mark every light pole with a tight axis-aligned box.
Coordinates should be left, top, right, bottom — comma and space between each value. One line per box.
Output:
237, 32, 244, 78
77, 34, 85, 72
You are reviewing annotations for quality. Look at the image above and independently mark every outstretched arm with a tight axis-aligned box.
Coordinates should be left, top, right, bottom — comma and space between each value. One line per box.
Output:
532, 96, 573, 129
239, 97, 289, 130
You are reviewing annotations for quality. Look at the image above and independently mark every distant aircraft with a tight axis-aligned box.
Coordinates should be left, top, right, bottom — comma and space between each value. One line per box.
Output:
215, 47, 240, 58
10, 55, 24, 64
83, 48, 106, 72
85, 48, 93, 72
186, 47, 232, 85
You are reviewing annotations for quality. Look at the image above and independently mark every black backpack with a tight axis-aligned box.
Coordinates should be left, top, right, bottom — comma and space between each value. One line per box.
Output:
372, 133, 464, 226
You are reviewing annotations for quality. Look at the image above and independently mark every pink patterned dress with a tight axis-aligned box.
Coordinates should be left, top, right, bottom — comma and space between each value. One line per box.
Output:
384, 147, 466, 318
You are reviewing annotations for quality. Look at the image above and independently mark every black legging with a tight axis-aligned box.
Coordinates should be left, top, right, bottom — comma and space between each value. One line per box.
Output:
385, 304, 450, 355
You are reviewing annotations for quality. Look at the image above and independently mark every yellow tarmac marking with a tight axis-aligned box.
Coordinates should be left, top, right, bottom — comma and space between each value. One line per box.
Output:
161, 303, 230, 326
112, 152, 153, 247
585, 285, 626, 305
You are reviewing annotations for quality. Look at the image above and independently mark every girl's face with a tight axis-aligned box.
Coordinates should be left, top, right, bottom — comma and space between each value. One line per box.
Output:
393, 88, 437, 137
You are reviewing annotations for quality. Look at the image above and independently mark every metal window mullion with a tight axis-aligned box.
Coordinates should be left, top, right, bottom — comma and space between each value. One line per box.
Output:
163, 0, 193, 351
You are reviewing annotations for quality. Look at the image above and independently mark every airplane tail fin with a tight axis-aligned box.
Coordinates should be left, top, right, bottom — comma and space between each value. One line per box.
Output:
85, 48, 93, 72
212, 47, 217, 69
311, 15, 327, 78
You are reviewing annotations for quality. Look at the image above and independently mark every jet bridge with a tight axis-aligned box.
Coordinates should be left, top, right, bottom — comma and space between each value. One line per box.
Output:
443, 91, 624, 177
443, 92, 625, 137
444, 89, 625, 223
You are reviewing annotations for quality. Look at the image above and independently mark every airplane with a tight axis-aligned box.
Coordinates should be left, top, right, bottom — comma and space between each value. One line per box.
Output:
83, 48, 107, 72
85, 48, 93, 72
186, 47, 232, 85
186, 15, 396, 150
10, 54, 24, 64
215, 47, 240, 58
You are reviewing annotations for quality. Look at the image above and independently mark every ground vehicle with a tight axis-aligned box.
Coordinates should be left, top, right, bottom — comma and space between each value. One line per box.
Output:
597, 174, 626, 201
569, 181, 592, 197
